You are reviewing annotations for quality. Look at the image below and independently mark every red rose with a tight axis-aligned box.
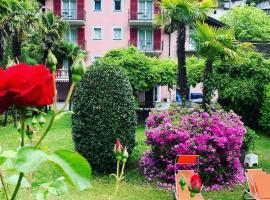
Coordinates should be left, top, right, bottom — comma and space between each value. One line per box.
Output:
189, 173, 202, 194
0, 64, 55, 113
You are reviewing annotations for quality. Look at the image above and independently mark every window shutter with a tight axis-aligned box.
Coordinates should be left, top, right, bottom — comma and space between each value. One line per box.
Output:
154, 0, 161, 14
130, 28, 138, 47
77, 0, 85, 20
77, 28, 85, 49
154, 28, 161, 50
130, 0, 138, 20
53, 0, 61, 16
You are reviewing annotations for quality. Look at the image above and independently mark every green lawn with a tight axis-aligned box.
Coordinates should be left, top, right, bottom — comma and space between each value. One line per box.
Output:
0, 114, 269, 200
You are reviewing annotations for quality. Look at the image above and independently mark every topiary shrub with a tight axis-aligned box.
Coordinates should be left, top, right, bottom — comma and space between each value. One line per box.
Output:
72, 62, 137, 172
140, 107, 246, 190
259, 83, 270, 130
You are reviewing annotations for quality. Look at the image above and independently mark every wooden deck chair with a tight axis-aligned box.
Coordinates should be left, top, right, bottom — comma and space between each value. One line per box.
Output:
174, 155, 203, 200
243, 169, 270, 200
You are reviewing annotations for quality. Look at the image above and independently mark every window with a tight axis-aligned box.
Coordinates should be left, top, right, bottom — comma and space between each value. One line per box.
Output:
114, 0, 121, 11
94, 0, 101, 11
113, 28, 122, 40
65, 28, 78, 43
62, 0, 76, 19
138, 29, 153, 51
93, 27, 102, 40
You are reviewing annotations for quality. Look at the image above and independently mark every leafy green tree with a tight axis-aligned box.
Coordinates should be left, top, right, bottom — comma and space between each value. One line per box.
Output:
215, 50, 270, 125
99, 47, 177, 93
259, 83, 270, 129
221, 6, 270, 42
187, 50, 270, 125
155, 0, 216, 106
191, 23, 239, 109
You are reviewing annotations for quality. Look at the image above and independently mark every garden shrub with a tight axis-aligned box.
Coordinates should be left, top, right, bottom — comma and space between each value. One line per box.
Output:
140, 107, 246, 190
242, 127, 258, 152
259, 83, 270, 129
72, 62, 137, 172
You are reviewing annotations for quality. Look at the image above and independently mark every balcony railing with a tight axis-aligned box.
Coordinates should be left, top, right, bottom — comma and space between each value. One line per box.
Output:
129, 9, 154, 21
61, 9, 86, 21
129, 40, 163, 53
56, 69, 69, 81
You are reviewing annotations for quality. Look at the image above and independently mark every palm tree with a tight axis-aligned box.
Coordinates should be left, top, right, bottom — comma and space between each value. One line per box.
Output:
191, 23, 240, 110
156, 0, 216, 106
39, 11, 69, 65
4, 0, 39, 61
53, 41, 87, 110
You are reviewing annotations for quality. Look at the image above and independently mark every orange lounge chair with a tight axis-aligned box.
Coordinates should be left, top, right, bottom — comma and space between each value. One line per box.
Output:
174, 155, 204, 200
243, 169, 270, 200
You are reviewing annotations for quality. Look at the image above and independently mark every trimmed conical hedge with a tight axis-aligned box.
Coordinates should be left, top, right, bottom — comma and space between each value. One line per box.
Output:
72, 62, 137, 172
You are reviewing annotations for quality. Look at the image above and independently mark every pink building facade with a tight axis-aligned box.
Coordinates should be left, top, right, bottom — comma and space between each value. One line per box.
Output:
45, 0, 207, 105
45, 0, 194, 63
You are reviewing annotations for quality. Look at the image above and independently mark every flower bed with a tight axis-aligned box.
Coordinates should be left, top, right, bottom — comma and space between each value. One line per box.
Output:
140, 107, 246, 190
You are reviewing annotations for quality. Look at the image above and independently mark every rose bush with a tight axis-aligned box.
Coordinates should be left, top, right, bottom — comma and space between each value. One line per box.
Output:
140, 107, 246, 190
0, 60, 91, 200
0, 64, 54, 113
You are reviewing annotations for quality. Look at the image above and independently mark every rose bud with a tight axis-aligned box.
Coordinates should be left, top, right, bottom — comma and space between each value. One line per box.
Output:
121, 147, 129, 163
179, 175, 186, 191
189, 173, 202, 195
47, 49, 57, 72
113, 139, 123, 162
26, 125, 35, 139
39, 115, 46, 127
31, 116, 38, 126
71, 58, 86, 83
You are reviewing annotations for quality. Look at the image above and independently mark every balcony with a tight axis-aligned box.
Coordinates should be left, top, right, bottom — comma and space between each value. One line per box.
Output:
129, 40, 163, 55
61, 9, 86, 26
56, 69, 69, 82
128, 9, 154, 26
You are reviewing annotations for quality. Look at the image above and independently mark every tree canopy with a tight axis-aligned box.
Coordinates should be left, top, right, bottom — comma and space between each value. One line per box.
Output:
187, 49, 270, 125
96, 47, 177, 93
221, 6, 270, 42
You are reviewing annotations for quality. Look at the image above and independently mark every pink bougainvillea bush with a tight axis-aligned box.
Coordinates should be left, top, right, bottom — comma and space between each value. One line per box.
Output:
140, 107, 246, 190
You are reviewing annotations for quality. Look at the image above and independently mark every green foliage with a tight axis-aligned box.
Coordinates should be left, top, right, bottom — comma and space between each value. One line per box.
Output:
14, 147, 91, 191
98, 47, 177, 92
221, 6, 270, 42
242, 127, 258, 152
149, 58, 177, 88
215, 50, 270, 125
259, 83, 270, 129
72, 62, 137, 172
191, 23, 238, 60
186, 56, 205, 87
187, 50, 270, 125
